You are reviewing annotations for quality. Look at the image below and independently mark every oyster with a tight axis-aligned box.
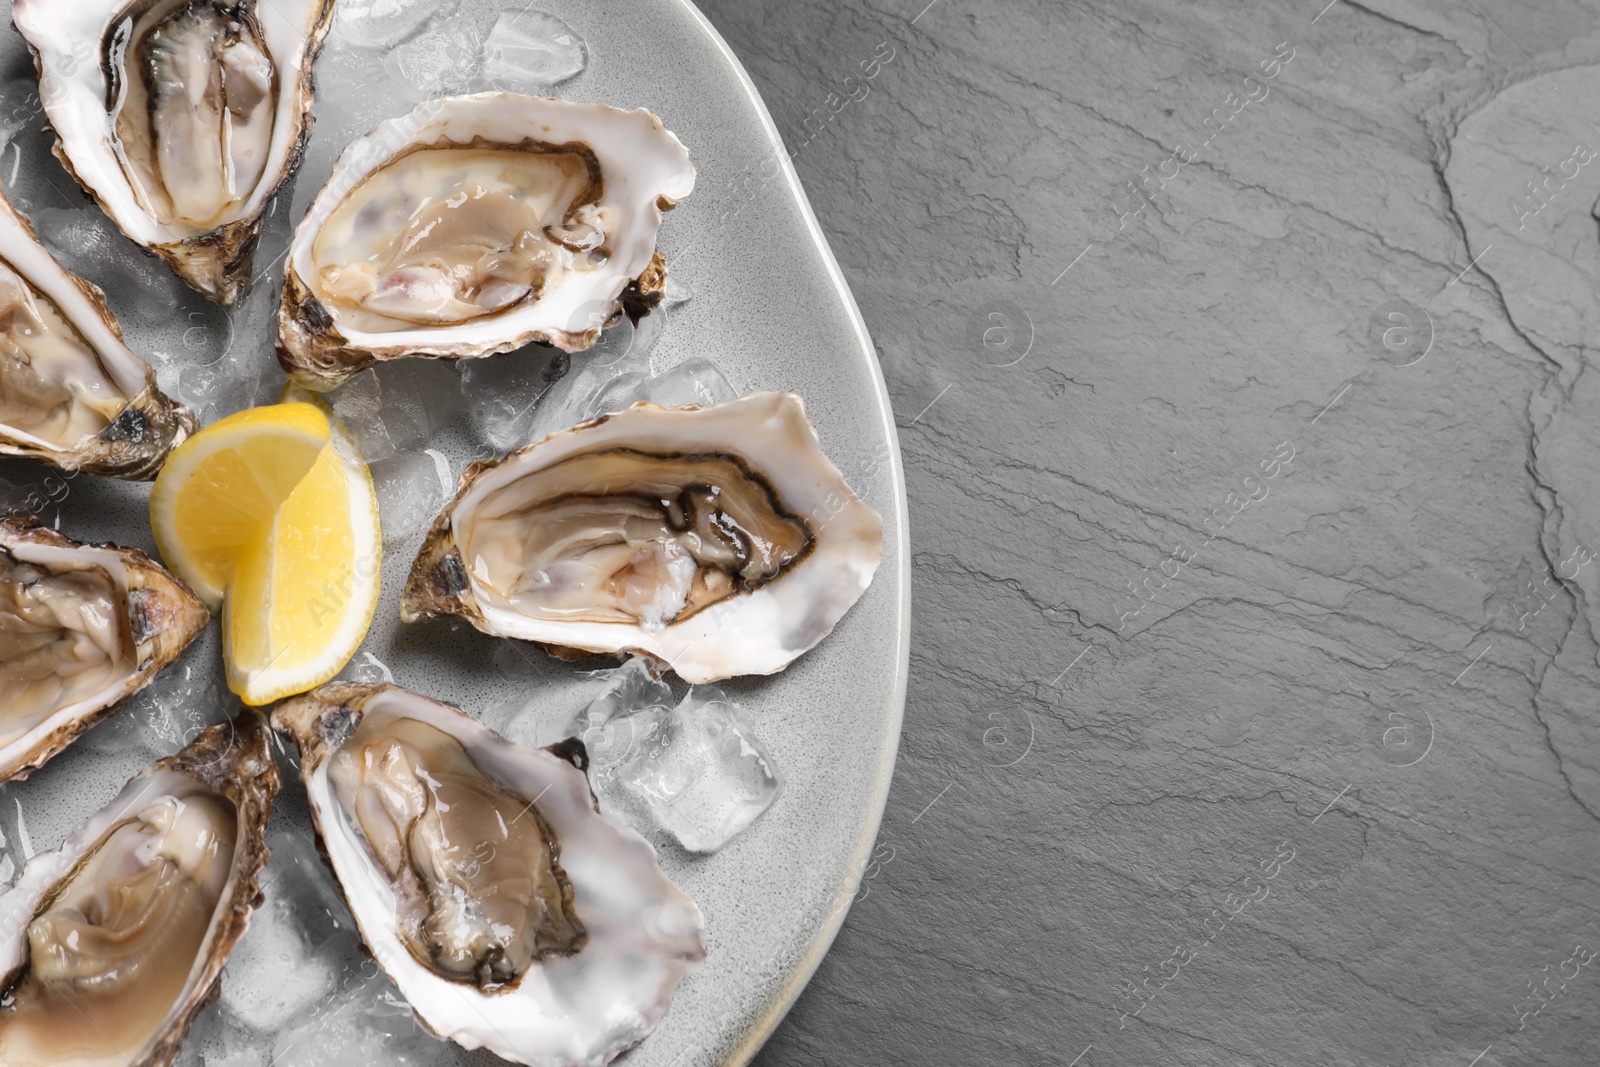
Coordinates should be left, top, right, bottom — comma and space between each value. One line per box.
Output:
0, 713, 278, 1066
0, 191, 195, 478
273, 683, 705, 1066
13, 0, 336, 304
277, 93, 696, 389
0, 517, 209, 783
404, 392, 883, 683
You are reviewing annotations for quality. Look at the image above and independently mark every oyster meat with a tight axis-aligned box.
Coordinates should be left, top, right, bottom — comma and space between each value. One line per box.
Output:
273, 682, 704, 1066
0, 713, 278, 1067
13, 0, 336, 304
278, 93, 696, 388
0, 517, 208, 784
0, 191, 195, 478
404, 392, 883, 683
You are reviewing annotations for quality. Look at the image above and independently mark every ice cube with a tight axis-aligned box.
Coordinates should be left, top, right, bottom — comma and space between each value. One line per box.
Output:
370, 449, 452, 543
564, 657, 674, 772
31, 207, 187, 314
331, 362, 459, 463
169, 361, 265, 426
332, 0, 456, 50
519, 338, 646, 443
300, 50, 401, 171
500, 656, 666, 750
185, 1005, 268, 1067
344, 651, 396, 685
458, 348, 564, 452
640, 356, 738, 409
662, 274, 693, 308
614, 687, 782, 852
268, 967, 436, 1067
220, 832, 346, 1032
383, 22, 484, 103
560, 352, 736, 428
81, 655, 230, 760
628, 306, 671, 363
330, 370, 394, 462
482, 11, 587, 88
269, 829, 357, 941
168, 1031, 206, 1067
380, 360, 463, 445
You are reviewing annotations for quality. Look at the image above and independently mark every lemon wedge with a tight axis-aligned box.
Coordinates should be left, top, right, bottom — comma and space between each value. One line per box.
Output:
150, 399, 381, 706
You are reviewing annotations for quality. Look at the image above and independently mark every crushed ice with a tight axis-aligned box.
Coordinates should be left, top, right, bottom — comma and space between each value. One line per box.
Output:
482, 11, 587, 89
327, 362, 463, 542
383, 22, 484, 102
543, 660, 782, 853
332, 0, 457, 51
198, 833, 437, 1067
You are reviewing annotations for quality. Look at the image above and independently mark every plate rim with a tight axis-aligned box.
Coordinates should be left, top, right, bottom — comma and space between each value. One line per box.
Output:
663, 2, 912, 1063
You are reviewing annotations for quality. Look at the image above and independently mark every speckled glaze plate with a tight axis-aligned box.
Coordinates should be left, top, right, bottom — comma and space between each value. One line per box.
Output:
0, 0, 907, 1064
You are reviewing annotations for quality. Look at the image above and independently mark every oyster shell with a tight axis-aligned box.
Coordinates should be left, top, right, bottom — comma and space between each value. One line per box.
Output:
13, 0, 336, 305
403, 392, 884, 683
277, 93, 696, 389
272, 682, 705, 1067
0, 712, 278, 1067
275, 684, 707, 1067
0, 517, 209, 783
0, 191, 195, 478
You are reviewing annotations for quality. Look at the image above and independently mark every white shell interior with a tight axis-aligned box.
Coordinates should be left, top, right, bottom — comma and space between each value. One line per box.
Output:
286, 93, 696, 352
448, 393, 883, 684
12, 0, 327, 245
301, 687, 705, 1067
0, 534, 140, 778
0, 194, 151, 452
0, 767, 247, 1059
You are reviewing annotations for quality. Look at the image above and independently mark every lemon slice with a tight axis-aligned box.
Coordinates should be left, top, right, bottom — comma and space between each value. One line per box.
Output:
150, 400, 381, 706
150, 403, 330, 607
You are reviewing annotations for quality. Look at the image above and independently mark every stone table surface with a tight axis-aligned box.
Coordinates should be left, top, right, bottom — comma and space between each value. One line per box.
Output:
695, 1, 1600, 1064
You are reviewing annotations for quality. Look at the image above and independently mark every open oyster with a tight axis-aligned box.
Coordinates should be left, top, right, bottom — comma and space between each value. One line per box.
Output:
0, 713, 278, 1066
13, 0, 336, 304
0, 191, 195, 478
278, 93, 696, 389
404, 392, 883, 683
273, 682, 704, 1067
0, 517, 209, 783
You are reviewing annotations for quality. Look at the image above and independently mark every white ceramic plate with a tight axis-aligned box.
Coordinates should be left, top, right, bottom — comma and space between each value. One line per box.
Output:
0, 0, 907, 1064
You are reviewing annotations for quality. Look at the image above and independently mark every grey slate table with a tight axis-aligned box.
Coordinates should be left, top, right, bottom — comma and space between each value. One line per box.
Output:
697, 1, 1600, 1064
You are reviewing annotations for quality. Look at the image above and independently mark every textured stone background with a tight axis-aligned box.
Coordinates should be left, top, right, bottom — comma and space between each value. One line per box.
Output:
695, 1, 1600, 1064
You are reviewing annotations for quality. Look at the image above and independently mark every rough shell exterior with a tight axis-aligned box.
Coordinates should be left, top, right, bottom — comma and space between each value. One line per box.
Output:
270, 682, 704, 1066
11, 0, 338, 305
0, 194, 196, 478
0, 517, 211, 784
0, 712, 278, 1067
275, 94, 693, 390
2, 381, 201, 481
268, 682, 600, 1042
402, 394, 884, 683
279, 248, 671, 391
133, 713, 280, 1067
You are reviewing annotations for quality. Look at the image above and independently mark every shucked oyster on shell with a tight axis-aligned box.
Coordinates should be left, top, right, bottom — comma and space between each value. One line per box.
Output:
0, 713, 278, 1067
0, 517, 208, 784
0, 191, 195, 478
13, 0, 336, 305
278, 93, 696, 389
272, 682, 705, 1067
404, 392, 884, 684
